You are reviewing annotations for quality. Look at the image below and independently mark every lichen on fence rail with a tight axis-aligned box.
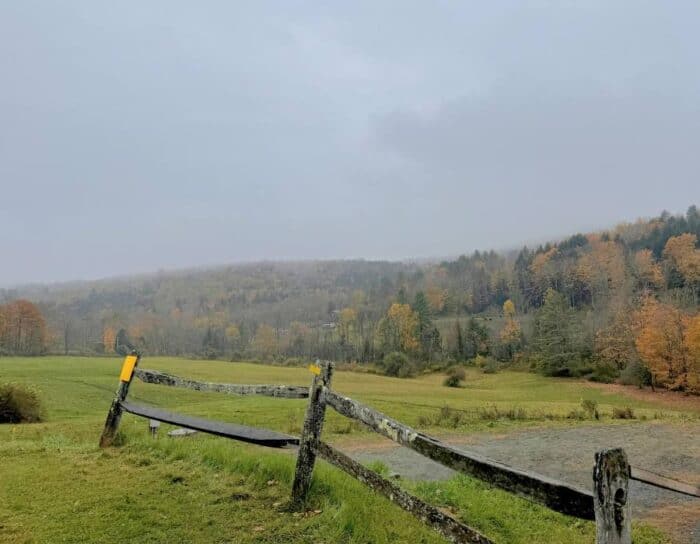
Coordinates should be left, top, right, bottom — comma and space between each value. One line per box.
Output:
134, 368, 310, 398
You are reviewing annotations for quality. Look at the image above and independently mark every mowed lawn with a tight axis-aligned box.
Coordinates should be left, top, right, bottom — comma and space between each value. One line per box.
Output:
1, 356, 695, 544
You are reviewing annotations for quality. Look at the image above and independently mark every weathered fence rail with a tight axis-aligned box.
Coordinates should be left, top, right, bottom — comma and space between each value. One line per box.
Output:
631, 466, 700, 498
323, 386, 595, 519
100, 354, 308, 449
120, 399, 298, 447
134, 368, 310, 398
316, 440, 493, 544
292, 361, 636, 544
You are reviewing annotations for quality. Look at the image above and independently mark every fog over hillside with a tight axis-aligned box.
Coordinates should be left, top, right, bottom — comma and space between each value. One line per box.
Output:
2, 2, 699, 284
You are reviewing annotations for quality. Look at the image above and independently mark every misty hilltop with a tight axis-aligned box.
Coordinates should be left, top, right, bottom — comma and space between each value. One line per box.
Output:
2, 206, 697, 390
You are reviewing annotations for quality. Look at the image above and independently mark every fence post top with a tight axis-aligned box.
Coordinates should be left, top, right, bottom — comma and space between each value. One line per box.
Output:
315, 360, 335, 380
595, 447, 628, 463
593, 447, 631, 544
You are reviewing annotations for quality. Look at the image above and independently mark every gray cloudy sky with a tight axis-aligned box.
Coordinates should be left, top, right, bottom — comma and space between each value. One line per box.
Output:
1, 1, 698, 286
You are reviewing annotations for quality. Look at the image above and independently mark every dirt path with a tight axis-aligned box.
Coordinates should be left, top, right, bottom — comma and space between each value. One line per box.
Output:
582, 383, 700, 413
347, 422, 700, 544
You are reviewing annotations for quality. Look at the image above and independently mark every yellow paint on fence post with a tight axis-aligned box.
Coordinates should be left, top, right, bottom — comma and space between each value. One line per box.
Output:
308, 363, 321, 376
119, 355, 139, 382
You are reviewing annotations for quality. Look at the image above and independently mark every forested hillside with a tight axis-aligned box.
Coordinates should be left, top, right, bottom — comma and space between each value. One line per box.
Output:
2, 206, 699, 392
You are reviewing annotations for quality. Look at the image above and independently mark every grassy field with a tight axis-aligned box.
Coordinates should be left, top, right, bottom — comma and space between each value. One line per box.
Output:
1, 356, 696, 543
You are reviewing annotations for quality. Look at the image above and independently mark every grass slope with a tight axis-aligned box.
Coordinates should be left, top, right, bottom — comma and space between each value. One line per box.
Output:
1, 356, 692, 543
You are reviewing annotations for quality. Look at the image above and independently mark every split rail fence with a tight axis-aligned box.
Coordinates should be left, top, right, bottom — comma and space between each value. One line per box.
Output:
100, 356, 698, 544
99, 352, 306, 449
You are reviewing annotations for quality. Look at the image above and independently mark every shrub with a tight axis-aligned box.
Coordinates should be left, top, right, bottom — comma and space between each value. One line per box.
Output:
473, 354, 487, 368
381, 352, 414, 378
587, 362, 618, 383
443, 366, 466, 387
443, 375, 461, 387
612, 406, 636, 419
619, 361, 652, 388
0, 383, 44, 423
396, 363, 415, 378
482, 357, 499, 374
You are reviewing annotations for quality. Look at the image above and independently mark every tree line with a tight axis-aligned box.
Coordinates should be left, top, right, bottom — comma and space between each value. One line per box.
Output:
2, 206, 698, 392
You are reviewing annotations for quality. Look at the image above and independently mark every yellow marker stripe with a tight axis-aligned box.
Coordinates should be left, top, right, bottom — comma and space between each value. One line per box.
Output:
308, 364, 321, 376
119, 355, 138, 382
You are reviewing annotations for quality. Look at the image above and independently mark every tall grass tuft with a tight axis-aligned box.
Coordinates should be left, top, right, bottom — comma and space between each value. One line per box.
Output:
612, 406, 636, 419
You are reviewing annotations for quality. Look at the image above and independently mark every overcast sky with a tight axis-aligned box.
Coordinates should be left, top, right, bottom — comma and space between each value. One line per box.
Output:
1, 1, 698, 286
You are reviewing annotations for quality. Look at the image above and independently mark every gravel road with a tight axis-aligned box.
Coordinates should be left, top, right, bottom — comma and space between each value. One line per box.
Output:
349, 422, 700, 543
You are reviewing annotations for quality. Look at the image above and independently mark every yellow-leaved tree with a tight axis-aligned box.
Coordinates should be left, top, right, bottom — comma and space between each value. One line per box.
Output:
426, 286, 447, 314
577, 239, 626, 304
498, 299, 522, 361
252, 323, 278, 360
225, 324, 241, 352
594, 302, 636, 370
375, 303, 419, 354
633, 249, 664, 289
338, 307, 357, 345
664, 233, 700, 285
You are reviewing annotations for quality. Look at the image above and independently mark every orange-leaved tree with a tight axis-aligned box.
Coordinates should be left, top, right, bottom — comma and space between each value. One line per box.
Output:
0, 299, 47, 355
633, 249, 664, 290
102, 326, 117, 354
684, 314, 700, 393
634, 296, 691, 391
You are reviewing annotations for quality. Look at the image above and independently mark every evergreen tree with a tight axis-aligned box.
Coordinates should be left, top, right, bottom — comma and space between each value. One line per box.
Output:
531, 289, 581, 376
454, 320, 464, 360
463, 317, 490, 358
412, 291, 432, 332
412, 291, 441, 360
202, 326, 223, 359
396, 286, 408, 304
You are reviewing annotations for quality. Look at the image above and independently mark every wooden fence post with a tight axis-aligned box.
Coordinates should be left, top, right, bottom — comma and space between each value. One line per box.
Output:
99, 352, 140, 448
290, 360, 334, 508
593, 448, 631, 544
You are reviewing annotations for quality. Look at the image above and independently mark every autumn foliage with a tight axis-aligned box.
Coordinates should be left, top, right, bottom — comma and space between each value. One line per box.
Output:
376, 303, 420, 354
663, 233, 700, 285
3, 206, 699, 393
634, 296, 699, 392
0, 300, 47, 355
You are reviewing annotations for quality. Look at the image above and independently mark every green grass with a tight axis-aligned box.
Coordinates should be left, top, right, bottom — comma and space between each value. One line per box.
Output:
0, 356, 691, 543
